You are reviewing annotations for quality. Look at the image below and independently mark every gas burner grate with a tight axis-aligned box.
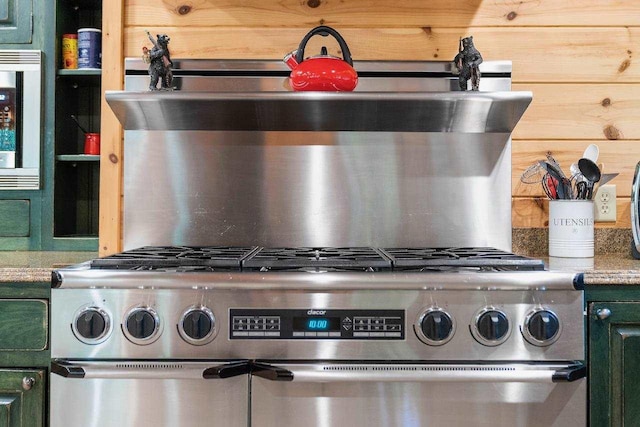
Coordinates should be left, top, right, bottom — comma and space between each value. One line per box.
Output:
90, 246, 258, 270
88, 246, 544, 272
126, 265, 239, 273
381, 247, 545, 271
242, 247, 392, 271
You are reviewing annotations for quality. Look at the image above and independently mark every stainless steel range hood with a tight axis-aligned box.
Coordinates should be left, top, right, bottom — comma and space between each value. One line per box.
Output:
109, 60, 530, 251
106, 90, 531, 133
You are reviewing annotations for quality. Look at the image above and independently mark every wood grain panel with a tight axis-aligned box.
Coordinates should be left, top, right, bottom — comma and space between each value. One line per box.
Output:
126, 0, 640, 27
100, 0, 125, 256
512, 197, 630, 228
125, 27, 640, 82
512, 84, 640, 140
513, 140, 638, 198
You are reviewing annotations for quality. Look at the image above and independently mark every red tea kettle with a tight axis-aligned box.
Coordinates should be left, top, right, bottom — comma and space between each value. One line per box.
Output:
284, 26, 358, 92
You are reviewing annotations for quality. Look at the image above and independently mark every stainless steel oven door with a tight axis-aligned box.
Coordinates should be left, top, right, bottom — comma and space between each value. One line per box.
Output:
50, 360, 249, 427
251, 362, 586, 427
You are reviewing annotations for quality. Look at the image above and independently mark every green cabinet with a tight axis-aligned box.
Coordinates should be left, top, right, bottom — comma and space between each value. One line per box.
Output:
0, 0, 32, 44
0, 369, 45, 427
0, 282, 49, 427
589, 301, 640, 426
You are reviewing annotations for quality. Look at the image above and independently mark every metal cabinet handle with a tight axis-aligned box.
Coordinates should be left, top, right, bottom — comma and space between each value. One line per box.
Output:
596, 308, 612, 320
22, 377, 36, 391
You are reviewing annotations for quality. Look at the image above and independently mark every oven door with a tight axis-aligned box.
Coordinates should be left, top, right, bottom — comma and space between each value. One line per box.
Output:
250, 362, 586, 427
50, 360, 249, 427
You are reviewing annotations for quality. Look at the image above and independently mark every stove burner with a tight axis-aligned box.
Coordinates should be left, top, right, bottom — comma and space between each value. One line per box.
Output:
90, 246, 258, 270
242, 247, 392, 271
88, 246, 544, 272
381, 247, 545, 271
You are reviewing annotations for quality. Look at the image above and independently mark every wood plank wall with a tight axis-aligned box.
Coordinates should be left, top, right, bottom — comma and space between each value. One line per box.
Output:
99, 0, 640, 255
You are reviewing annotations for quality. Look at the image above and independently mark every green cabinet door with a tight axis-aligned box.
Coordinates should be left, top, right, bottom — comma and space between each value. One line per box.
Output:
0, 370, 44, 426
589, 302, 640, 426
0, 0, 32, 43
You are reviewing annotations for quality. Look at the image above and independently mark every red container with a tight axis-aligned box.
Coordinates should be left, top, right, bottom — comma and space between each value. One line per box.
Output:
84, 132, 100, 155
285, 26, 357, 92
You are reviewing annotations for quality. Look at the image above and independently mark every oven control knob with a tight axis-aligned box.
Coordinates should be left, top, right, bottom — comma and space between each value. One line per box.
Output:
124, 307, 161, 344
178, 306, 217, 345
416, 309, 455, 346
523, 309, 561, 346
472, 309, 511, 346
73, 307, 111, 344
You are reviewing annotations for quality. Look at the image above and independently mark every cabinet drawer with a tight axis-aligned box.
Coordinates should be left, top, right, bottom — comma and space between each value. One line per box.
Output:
0, 369, 45, 427
0, 200, 29, 237
0, 300, 47, 351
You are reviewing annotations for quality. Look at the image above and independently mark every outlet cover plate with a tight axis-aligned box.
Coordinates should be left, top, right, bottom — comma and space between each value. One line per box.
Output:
595, 184, 616, 222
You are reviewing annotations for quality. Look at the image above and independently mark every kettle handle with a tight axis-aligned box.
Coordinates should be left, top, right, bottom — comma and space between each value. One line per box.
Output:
295, 26, 354, 66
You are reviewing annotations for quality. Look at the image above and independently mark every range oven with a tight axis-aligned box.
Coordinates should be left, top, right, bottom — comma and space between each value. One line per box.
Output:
49, 59, 585, 426
50, 247, 585, 427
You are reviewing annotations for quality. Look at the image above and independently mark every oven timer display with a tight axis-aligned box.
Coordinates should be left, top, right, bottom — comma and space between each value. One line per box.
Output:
229, 309, 405, 340
293, 317, 340, 332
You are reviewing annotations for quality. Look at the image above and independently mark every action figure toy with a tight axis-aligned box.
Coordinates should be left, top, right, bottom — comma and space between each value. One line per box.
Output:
143, 31, 174, 91
453, 36, 483, 91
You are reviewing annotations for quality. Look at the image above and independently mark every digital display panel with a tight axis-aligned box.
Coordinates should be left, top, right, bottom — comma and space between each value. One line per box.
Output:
0, 94, 6, 101
293, 317, 340, 332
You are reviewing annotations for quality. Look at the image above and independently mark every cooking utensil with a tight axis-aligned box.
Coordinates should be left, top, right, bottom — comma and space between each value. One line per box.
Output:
539, 161, 568, 199
576, 181, 587, 200
570, 144, 599, 182
520, 161, 547, 184
71, 114, 89, 134
591, 172, 618, 200
578, 158, 601, 199
598, 172, 619, 187
284, 26, 357, 92
542, 173, 558, 199
545, 152, 567, 179
583, 144, 600, 163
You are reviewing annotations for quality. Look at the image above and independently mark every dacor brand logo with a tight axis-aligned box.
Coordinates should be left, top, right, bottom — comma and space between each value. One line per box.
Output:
553, 218, 594, 226
307, 309, 327, 315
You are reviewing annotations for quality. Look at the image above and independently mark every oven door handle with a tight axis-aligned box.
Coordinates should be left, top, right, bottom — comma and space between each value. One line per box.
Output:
252, 363, 586, 384
202, 361, 251, 379
250, 362, 294, 381
551, 364, 587, 383
51, 360, 251, 380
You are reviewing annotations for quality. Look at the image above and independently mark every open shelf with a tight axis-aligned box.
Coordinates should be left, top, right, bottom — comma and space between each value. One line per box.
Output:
105, 91, 532, 133
57, 69, 102, 76
56, 154, 100, 162
54, 0, 102, 242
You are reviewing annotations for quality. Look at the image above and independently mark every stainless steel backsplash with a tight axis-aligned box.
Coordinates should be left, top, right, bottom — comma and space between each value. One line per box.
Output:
119, 60, 525, 250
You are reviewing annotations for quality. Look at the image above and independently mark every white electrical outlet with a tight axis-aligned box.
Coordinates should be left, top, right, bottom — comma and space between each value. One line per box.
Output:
594, 184, 617, 222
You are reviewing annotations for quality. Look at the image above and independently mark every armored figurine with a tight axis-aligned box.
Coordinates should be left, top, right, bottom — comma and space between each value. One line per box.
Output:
144, 31, 173, 91
453, 36, 483, 91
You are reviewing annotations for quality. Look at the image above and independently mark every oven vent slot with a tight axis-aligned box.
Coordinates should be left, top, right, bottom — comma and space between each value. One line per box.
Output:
323, 366, 517, 372
114, 363, 185, 370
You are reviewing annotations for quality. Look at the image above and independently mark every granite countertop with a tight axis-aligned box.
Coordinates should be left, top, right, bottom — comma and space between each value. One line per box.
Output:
544, 254, 640, 285
0, 252, 96, 283
0, 250, 638, 285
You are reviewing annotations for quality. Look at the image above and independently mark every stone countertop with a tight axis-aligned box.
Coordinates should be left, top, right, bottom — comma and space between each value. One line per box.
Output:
0, 250, 638, 285
0, 252, 96, 283
544, 254, 640, 285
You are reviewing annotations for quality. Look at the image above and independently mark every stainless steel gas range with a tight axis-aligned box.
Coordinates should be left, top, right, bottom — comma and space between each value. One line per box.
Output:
50, 246, 585, 427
